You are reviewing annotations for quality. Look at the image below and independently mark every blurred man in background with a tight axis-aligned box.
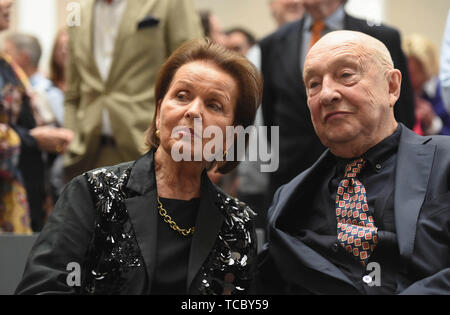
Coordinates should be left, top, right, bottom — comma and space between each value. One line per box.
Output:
269, 0, 305, 27
64, 0, 202, 180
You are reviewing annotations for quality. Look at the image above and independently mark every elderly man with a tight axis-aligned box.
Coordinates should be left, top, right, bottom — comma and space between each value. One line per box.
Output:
257, 31, 450, 295
260, 0, 415, 205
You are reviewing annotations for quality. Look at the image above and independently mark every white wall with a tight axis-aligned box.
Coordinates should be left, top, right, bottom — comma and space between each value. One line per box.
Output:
346, 0, 385, 26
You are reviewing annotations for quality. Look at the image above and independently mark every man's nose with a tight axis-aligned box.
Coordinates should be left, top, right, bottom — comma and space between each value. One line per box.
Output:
319, 76, 341, 106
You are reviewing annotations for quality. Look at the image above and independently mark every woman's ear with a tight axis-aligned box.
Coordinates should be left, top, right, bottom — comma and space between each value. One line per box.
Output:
155, 99, 162, 130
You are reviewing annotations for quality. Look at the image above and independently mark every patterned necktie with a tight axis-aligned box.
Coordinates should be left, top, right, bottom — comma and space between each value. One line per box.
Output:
336, 158, 378, 265
309, 20, 326, 49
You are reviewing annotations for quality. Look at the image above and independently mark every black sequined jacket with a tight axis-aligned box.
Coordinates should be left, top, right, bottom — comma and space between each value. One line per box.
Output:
15, 151, 257, 295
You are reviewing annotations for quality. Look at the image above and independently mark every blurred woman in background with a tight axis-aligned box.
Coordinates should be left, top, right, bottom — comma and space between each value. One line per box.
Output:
404, 33, 450, 135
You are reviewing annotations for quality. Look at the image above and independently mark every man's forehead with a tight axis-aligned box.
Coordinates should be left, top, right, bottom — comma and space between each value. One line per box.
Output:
309, 38, 365, 60
306, 30, 393, 70
304, 46, 365, 76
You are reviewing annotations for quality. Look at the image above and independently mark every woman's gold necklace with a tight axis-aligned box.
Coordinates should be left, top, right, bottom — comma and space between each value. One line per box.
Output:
157, 196, 195, 237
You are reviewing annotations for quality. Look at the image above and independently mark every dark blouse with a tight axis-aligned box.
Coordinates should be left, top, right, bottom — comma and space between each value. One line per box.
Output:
150, 197, 200, 294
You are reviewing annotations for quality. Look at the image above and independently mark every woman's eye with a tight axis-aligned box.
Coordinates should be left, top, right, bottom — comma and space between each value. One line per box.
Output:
208, 103, 222, 112
176, 92, 188, 101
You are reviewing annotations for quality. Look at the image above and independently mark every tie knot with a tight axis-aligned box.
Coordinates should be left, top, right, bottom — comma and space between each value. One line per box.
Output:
311, 20, 326, 33
343, 158, 366, 178
309, 20, 326, 49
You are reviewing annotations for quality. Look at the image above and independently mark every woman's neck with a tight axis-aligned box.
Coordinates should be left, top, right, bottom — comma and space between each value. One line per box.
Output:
154, 147, 204, 200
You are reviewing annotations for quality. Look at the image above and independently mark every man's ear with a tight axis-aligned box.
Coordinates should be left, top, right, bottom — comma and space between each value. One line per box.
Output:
388, 69, 402, 108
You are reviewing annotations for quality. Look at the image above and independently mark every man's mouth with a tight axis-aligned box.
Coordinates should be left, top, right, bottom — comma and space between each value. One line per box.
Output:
324, 111, 351, 122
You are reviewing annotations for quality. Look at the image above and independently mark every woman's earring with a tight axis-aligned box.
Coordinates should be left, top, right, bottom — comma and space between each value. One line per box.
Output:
155, 129, 160, 139
222, 150, 228, 161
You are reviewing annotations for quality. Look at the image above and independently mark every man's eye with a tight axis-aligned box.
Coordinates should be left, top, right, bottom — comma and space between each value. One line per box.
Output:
341, 72, 353, 78
309, 82, 319, 89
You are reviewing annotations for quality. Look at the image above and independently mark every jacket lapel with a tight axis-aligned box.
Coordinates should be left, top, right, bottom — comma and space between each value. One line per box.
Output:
123, 151, 158, 293
186, 173, 225, 292
274, 150, 332, 227
123, 151, 226, 293
394, 125, 435, 260
272, 151, 359, 290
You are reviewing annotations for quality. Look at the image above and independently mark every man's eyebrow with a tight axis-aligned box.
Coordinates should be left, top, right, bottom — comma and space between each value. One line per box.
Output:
303, 67, 317, 81
304, 55, 361, 79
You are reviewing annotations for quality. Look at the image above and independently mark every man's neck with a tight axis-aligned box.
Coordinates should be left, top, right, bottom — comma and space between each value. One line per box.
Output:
330, 122, 399, 158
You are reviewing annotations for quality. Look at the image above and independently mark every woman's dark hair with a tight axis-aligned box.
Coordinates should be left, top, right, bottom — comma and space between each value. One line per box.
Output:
145, 38, 263, 174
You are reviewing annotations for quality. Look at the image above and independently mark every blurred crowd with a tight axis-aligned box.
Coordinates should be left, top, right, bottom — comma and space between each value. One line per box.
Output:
1, 0, 449, 234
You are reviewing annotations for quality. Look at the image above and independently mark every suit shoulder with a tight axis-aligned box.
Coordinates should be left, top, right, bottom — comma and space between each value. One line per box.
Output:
346, 14, 400, 42
259, 19, 302, 50
429, 134, 450, 149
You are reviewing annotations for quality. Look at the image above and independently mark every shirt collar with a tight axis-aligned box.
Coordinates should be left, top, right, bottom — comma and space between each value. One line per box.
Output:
304, 5, 345, 32
333, 124, 402, 174
361, 124, 401, 168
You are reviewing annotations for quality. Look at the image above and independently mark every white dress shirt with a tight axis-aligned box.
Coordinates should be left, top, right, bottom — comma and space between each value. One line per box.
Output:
93, 0, 127, 136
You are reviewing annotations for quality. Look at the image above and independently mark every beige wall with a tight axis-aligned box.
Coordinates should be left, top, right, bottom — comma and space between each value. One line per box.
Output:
385, 0, 449, 55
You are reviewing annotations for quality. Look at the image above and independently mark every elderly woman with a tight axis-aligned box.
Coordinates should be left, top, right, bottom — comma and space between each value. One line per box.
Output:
15, 38, 262, 295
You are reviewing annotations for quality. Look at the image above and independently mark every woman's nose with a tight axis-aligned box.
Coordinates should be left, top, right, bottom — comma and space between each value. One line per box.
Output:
184, 98, 203, 120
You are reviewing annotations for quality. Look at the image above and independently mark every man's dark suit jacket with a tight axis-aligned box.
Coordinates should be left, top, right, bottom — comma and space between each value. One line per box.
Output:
257, 125, 450, 294
259, 12, 416, 196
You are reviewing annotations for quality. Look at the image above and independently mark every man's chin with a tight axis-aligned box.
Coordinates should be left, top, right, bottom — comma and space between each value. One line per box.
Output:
319, 128, 358, 146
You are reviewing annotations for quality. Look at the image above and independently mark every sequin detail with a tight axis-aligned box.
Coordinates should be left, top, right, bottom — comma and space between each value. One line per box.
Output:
81, 167, 257, 295
82, 168, 142, 294
198, 195, 257, 295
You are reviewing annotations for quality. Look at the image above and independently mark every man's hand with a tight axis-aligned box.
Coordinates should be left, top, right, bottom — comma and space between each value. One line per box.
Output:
30, 126, 74, 154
